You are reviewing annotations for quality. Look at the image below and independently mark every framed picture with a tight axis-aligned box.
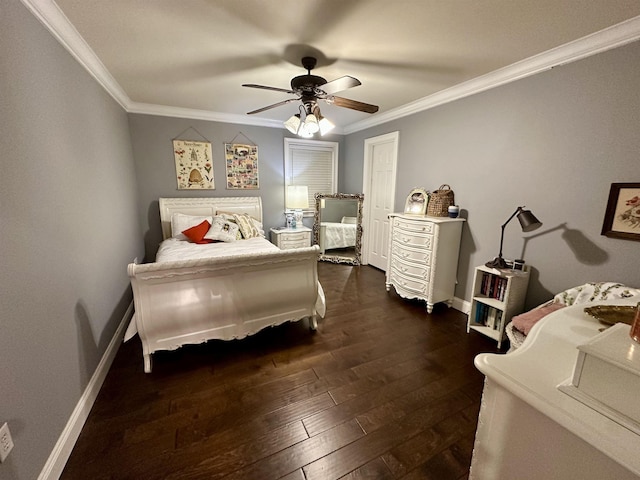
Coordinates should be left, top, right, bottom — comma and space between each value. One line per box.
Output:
173, 140, 214, 190
225, 143, 259, 189
601, 182, 640, 241
404, 188, 429, 215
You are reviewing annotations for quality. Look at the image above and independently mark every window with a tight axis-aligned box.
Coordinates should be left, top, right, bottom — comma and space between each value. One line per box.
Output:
284, 138, 338, 214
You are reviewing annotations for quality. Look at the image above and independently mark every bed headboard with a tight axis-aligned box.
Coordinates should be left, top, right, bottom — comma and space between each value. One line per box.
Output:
159, 197, 263, 240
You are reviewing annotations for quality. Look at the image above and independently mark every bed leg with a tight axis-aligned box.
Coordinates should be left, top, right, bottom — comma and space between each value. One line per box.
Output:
309, 315, 318, 331
143, 354, 153, 373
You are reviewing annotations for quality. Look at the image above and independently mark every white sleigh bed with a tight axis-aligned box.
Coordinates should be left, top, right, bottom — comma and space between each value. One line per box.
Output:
126, 197, 324, 373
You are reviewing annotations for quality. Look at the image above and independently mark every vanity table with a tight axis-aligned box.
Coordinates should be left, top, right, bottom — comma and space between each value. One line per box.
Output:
470, 301, 640, 479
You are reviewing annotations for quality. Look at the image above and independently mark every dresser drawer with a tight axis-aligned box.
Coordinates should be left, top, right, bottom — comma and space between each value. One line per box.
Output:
279, 232, 310, 242
391, 256, 431, 279
391, 242, 432, 265
391, 230, 433, 250
393, 217, 434, 234
389, 271, 428, 295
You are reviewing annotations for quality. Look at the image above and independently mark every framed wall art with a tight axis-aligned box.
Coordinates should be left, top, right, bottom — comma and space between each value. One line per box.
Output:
601, 182, 640, 241
173, 139, 214, 190
404, 188, 429, 215
225, 143, 259, 189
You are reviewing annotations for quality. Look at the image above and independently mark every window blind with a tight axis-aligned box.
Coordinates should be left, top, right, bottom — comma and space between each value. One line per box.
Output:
285, 139, 338, 209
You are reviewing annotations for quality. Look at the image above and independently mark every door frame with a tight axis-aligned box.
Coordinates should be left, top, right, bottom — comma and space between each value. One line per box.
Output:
362, 131, 399, 266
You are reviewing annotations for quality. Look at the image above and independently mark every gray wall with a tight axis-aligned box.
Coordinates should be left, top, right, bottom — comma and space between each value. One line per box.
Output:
127, 114, 344, 260
0, 2, 143, 479
345, 40, 640, 308
5, 1, 640, 477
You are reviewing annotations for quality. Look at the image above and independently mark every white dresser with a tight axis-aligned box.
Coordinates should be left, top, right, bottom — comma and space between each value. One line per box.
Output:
385, 214, 464, 313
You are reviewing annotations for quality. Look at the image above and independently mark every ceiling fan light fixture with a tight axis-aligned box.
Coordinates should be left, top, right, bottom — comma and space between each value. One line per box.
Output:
284, 114, 301, 134
318, 115, 335, 136
304, 113, 319, 133
297, 125, 314, 138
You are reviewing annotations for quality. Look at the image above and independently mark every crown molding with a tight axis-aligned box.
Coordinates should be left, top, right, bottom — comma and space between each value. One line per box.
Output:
126, 102, 345, 134
126, 102, 285, 128
22, 2, 640, 135
21, 0, 130, 110
344, 15, 640, 134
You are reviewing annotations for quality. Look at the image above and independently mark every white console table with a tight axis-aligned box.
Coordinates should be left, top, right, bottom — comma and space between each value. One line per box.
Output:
470, 300, 640, 480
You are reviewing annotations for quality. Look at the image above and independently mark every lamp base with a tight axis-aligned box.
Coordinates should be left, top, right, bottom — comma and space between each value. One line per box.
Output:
293, 209, 304, 229
485, 256, 509, 269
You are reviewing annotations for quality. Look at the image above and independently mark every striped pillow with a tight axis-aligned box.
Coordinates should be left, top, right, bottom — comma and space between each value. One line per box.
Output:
233, 213, 260, 239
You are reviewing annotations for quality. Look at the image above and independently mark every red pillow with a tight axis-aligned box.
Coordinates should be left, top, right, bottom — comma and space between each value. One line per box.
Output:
181, 220, 213, 244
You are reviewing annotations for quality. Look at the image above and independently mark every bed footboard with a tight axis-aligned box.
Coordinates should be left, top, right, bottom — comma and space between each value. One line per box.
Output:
127, 246, 321, 372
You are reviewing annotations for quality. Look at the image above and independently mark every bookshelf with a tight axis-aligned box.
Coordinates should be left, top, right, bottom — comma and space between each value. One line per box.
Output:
467, 264, 530, 349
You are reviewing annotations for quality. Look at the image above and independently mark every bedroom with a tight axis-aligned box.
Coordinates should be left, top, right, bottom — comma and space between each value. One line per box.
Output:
2, 1, 640, 479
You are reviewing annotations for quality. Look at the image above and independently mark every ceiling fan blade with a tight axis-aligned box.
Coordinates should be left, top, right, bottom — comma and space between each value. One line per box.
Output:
242, 84, 296, 95
321, 75, 361, 95
247, 98, 299, 115
329, 96, 379, 114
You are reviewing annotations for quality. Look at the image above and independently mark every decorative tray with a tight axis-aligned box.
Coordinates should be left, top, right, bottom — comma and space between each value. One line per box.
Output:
583, 305, 637, 326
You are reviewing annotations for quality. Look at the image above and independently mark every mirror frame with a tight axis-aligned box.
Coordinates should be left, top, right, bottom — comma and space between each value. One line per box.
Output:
313, 193, 364, 265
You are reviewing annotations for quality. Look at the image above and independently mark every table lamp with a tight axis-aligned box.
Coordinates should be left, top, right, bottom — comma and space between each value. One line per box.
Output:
485, 206, 542, 269
286, 185, 309, 229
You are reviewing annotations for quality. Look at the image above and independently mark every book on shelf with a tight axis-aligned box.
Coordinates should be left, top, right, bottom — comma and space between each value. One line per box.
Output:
479, 272, 507, 301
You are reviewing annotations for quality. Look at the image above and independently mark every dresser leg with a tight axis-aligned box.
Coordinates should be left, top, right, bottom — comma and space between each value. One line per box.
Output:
426, 303, 434, 314
385, 283, 391, 292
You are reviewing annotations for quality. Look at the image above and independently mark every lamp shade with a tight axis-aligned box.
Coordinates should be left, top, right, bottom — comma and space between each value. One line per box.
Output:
286, 185, 309, 209
318, 116, 335, 136
304, 113, 319, 133
517, 208, 542, 232
284, 114, 301, 134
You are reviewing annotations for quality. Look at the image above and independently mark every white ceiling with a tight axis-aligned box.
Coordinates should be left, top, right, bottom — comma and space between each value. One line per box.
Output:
27, 1, 640, 133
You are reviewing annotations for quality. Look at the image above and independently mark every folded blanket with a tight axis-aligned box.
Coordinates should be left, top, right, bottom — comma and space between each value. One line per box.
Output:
511, 302, 566, 336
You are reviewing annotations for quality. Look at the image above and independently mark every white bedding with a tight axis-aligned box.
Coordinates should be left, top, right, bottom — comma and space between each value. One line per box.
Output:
157, 236, 278, 262
321, 222, 356, 249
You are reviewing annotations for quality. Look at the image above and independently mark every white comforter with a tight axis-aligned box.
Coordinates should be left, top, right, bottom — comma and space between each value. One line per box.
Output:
156, 236, 278, 262
321, 222, 356, 249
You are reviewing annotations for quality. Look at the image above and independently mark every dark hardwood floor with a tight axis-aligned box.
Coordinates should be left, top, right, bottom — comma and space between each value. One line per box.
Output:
61, 263, 500, 480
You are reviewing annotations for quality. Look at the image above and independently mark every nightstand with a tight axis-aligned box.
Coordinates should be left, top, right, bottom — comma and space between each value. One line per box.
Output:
270, 226, 312, 250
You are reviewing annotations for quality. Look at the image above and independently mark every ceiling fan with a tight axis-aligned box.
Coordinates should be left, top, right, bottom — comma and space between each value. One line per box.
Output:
242, 56, 379, 116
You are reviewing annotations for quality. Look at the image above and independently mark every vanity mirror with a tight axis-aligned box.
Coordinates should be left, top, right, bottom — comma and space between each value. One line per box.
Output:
313, 193, 364, 265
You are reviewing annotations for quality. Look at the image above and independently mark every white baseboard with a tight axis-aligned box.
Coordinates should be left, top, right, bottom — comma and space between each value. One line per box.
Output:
38, 301, 134, 480
452, 296, 471, 316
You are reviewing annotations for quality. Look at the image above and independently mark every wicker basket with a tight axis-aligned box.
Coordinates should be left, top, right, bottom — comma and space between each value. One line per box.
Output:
427, 184, 455, 217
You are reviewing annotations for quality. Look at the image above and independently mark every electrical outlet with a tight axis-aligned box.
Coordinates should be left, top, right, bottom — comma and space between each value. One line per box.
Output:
0, 422, 14, 463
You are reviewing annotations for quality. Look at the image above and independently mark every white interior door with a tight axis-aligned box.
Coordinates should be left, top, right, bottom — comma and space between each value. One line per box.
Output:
362, 132, 398, 270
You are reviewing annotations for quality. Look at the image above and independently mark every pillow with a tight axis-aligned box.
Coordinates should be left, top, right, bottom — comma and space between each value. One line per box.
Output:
341, 216, 357, 224
233, 213, 261, 239
182, 220, 213, 244
171, 213, 213, 239
214, 211, 243, 240
511, 302, 566, 335
204, 216, 239, 243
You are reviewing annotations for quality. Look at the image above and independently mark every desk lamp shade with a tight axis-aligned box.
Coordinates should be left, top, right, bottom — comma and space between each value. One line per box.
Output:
486, 206, 542, 269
